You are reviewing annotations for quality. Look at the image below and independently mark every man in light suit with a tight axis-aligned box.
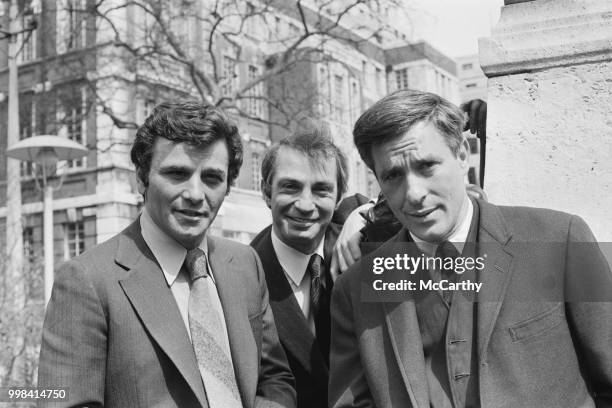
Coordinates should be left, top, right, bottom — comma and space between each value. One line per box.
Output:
38, 101, 296, 408
329, 89, 612, 408
250, 128, 350, 408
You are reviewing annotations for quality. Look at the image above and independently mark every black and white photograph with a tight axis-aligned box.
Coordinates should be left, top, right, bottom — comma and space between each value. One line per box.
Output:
0, 0, 610, 407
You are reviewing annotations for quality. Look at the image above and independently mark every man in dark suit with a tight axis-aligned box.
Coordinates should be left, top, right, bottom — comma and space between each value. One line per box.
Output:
38, 101, 296, 408
251, 127, 350, 408
329, 89, 612, 408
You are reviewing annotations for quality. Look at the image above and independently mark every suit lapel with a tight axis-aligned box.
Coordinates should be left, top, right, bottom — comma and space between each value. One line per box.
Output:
382, 230, 429, 407
383, 300, 429, 407
253, 228, 325, 374
115, 221, 208, 408
207, 236, 258, 408
474, 200, 515, 360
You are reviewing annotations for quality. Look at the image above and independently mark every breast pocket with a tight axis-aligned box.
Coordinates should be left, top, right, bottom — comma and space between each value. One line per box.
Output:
509, 303, 564, 343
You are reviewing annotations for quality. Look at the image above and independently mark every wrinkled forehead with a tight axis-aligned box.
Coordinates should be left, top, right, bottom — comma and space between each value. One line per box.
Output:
277, 146, 333, 170
371, 129, 427, 169
272, 146, 338, 184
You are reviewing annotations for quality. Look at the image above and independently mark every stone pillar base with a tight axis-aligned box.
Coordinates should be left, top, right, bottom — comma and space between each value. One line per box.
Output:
479, 0, 612, 240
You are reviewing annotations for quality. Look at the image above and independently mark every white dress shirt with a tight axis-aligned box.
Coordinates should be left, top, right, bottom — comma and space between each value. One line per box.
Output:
271, 229, 325, 334
140, 209, 232, 359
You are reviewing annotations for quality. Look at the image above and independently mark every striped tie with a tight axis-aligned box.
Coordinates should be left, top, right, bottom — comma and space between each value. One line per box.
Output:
308, 253, 331, 360
308, 254, 324, 317
185, 248, 243, 408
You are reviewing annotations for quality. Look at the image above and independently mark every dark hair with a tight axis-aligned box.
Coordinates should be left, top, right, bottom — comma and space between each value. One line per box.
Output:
261, 124, 348, 202
131, 100, 243, 191
353, 89, 466, 171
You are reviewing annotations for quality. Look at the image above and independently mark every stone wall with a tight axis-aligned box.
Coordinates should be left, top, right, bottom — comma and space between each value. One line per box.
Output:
480, 0, 612, 241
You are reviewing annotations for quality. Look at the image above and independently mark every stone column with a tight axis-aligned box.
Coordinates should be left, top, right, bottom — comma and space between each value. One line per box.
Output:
479, 0, 612, 241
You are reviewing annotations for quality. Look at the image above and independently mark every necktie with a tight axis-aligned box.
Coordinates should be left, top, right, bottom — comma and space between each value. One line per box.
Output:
185, 248, 242, 408
435, 241, 460, 304
308, 254, 331, 362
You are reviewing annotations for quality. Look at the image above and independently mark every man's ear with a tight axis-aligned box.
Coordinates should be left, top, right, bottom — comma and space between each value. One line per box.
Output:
457, 138, 470, 171
136, 175, 146, 196
261, 180, 272, 208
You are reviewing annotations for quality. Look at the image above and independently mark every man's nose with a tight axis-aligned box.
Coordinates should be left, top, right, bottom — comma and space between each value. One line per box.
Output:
182, 177, 205, 203
404, 174, 427, 206
294, 190, 316, 213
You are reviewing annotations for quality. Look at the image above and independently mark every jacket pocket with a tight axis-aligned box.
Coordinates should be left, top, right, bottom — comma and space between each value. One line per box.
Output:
509, 303, 564, 343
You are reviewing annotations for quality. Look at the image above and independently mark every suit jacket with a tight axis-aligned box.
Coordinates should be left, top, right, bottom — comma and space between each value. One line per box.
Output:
251, 224, 340, 408
329, 199, 612, 408
38, 219, 296, 408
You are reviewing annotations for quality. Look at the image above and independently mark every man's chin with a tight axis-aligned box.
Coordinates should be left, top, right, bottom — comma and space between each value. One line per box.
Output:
172, 229, 208, 248
406, 223, 447, 243
284, 231, 323, 253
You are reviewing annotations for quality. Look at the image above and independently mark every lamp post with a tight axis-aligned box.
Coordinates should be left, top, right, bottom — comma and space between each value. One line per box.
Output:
7, 135, 88, 303
1, 0, 38, 305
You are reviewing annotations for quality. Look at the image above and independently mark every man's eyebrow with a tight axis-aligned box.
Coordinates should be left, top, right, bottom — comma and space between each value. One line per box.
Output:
313, 181, 335, 189
275, 176, 300, 184
159, 164, 189, 172
202, 167, 226, 175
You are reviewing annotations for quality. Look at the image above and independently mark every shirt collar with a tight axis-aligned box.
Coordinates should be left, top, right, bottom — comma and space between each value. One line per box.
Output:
409, 196, 473, 256
271, 228, 325, 287
140, 208, 208, 286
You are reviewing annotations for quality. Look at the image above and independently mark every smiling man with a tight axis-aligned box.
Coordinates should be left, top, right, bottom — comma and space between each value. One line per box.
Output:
329, 90, 612, 408
250, 127, 348, 408
38, 101, 296, 408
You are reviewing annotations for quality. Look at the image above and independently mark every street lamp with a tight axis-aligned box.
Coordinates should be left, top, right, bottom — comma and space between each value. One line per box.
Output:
1, 0, 39, 311
7, 135, 88, 303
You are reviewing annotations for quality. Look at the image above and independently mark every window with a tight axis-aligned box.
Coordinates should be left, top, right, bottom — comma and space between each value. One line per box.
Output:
375, 67, 383, 93
468, 138, 479, 154
468, 167, 477, 185
222, 230, 240, 240
251, 152, 261, 191
318, 66, 329, 116
333, 75, 344, 122
395, 69, 408, 90
462, 63, 473, 70
17, 14, 37, 63
23, 226, 35, 265
350, 81, 359, 123
57, 0, 87, 53
144, 99, 156, 119
244, 65, 264, 118
23, 225, 43, 299
361, 61, 368, 87
58, 87, 87, 169
221, 56, 237, 96
20, 94, 36, 177
64, 221, 85, 259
